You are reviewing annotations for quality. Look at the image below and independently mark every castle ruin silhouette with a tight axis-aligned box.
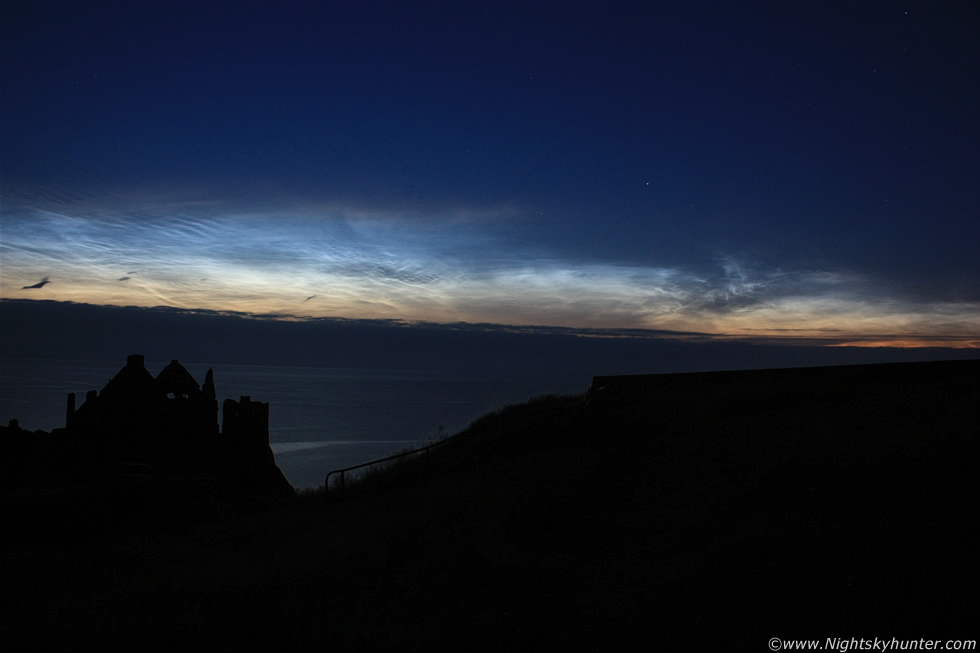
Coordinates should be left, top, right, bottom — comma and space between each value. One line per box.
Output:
62, 354, 291, 496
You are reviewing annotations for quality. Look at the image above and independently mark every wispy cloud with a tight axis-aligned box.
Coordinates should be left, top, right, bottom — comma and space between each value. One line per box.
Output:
1, 190, 977, 347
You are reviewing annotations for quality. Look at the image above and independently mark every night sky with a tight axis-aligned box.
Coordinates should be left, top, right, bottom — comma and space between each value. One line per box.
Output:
2, 0, 979, 358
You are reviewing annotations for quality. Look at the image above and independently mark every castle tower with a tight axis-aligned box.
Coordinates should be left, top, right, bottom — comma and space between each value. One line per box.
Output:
66, 392, 76, 430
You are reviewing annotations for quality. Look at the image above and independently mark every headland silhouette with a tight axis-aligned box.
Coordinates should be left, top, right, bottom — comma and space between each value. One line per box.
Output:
1, 358, 977, 649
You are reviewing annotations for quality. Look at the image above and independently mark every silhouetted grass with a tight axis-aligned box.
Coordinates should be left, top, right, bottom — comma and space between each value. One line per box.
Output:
4, 361, 978, 649
300, 393, 583, 501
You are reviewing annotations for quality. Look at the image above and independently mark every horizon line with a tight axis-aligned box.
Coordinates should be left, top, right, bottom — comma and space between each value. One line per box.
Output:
3, 297, 977, 350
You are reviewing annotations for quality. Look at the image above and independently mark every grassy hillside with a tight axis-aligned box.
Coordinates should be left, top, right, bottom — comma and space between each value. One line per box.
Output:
2, 360, 977, 649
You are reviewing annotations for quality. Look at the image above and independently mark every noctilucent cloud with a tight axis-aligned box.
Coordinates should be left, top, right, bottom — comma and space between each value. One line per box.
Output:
2, 1, 978, 348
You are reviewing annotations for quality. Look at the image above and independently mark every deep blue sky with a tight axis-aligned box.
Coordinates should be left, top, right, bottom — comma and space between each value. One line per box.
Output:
2, 0, 978, 351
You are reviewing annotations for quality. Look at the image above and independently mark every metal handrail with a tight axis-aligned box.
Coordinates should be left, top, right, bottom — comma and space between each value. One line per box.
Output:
323, 394, 585, 497
324, 433, 453, 496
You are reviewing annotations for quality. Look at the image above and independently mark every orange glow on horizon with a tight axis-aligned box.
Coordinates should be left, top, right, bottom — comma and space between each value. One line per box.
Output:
828, 339, 980, 349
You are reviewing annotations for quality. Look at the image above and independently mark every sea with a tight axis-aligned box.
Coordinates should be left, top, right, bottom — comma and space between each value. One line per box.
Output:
0, 358, 590, 489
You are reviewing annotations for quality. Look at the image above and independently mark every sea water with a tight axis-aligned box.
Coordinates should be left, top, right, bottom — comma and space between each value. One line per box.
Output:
0, 358, 589, 489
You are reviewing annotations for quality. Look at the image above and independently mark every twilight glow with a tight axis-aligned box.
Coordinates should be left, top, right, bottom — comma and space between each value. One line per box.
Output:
2, 2, 978, 351
2, 191, 976, 347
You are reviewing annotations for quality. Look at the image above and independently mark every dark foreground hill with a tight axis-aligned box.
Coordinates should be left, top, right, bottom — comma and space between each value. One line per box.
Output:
2, 359, 977, 649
